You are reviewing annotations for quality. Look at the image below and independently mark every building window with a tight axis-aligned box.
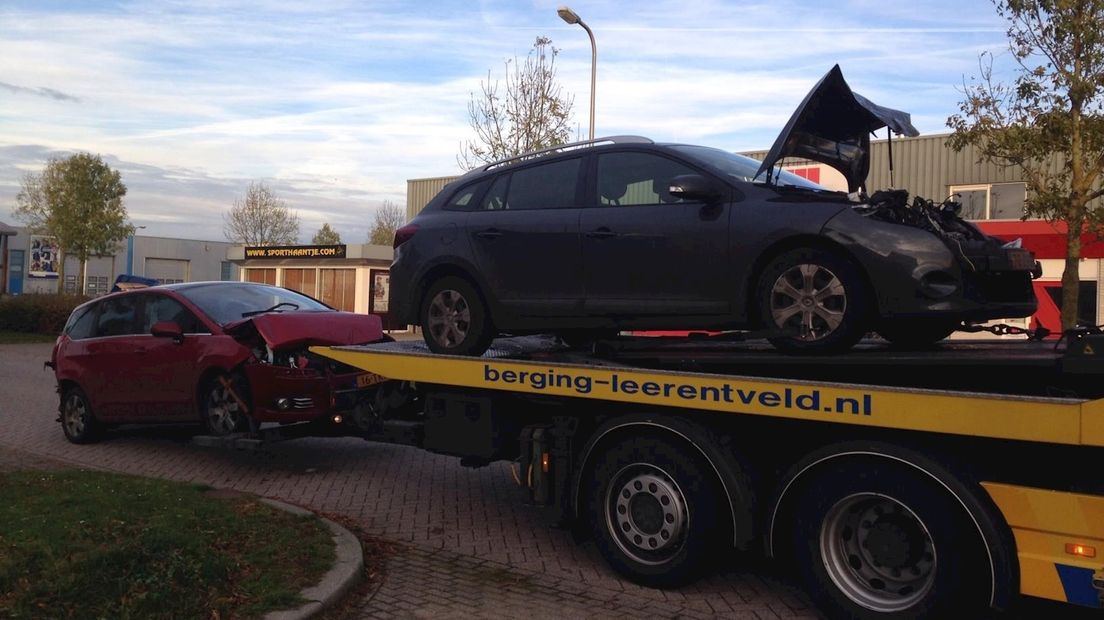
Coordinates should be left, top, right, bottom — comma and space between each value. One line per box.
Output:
319, 268, 356, 312
283, 268, 318, 298
949, 183, 1026, 220
1044, 281, 1098, 326
220, 261, 232, 281
244, 268, 276, 285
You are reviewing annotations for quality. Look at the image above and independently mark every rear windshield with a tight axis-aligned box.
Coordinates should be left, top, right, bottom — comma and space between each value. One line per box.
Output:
175, 283, 330, 325
671, 145, 824, 190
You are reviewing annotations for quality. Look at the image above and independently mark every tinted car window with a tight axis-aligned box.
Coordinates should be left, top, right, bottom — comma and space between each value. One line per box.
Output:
64, 305, 97, 340
443, 180, 486, 211
481, 174, 510, 211
597, 152, 699, 206
504, 158, 581, 210
143, 294, 209, 334
94, 295, 141, 337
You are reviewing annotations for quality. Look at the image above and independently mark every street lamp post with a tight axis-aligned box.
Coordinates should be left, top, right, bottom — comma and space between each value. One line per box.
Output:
557, 5, 596, 141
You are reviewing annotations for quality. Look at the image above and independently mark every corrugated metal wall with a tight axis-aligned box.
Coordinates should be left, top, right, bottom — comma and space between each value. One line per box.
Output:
406, 177, 455, 222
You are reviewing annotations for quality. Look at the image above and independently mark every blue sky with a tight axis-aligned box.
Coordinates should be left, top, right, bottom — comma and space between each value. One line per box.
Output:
0, 0, 1017, 242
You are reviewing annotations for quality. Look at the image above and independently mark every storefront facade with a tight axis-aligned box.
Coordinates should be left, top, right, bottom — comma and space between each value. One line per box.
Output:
228, 243, 402, 329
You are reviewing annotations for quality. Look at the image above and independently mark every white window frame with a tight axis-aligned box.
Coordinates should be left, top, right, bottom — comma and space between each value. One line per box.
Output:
948, 182, 1026, 221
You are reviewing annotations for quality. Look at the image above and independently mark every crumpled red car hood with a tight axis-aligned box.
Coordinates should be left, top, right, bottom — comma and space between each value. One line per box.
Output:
226, 311, 383, 349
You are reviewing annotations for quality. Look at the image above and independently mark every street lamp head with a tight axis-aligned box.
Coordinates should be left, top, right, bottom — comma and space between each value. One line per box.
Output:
557, 5, 581, 25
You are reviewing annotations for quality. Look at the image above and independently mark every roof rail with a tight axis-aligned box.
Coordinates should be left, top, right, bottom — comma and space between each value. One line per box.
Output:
480, 135, 654, 172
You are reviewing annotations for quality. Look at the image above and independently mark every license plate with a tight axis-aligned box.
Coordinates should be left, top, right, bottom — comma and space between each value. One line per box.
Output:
1007, 248, 1034, 270
356, 372, 389, 388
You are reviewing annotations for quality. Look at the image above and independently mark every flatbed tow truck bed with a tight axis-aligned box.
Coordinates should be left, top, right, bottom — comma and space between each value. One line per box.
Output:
310, 334, 1104, 617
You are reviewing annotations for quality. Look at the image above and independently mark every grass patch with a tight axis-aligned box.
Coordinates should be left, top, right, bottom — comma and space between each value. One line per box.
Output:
0, 331, 57, 344
0, 470, 334, 619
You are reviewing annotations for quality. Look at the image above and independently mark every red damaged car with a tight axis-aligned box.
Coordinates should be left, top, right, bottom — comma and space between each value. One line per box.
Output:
50, 281, 390, 443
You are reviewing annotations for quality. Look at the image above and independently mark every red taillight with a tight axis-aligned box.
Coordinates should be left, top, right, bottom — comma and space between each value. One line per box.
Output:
394, 224, 418, 249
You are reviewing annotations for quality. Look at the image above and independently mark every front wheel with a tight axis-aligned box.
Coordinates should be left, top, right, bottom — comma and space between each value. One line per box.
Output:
200, 374, 246, 436
757, 248, 868, 354
586, 435, 725, 588
788, 461, 990, 619
60, 386, 102, 444
878, 319, 959, 348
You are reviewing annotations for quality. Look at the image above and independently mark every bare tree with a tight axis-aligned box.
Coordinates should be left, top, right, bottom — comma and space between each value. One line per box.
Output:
311, 222, 342, 245
948, 1, 1104, 329
458, 36, 575, 170
223, 182, 300, 246
368, 200, 404, 246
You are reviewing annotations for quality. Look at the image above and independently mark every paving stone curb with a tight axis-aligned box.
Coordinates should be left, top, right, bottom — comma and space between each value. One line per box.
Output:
261, 498, 365, 620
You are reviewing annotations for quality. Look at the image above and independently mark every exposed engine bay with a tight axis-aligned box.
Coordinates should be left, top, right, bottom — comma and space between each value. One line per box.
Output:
855, 188, 1040, 276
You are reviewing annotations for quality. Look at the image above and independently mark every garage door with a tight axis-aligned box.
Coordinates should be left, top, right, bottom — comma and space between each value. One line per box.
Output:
145, 258, 190, 284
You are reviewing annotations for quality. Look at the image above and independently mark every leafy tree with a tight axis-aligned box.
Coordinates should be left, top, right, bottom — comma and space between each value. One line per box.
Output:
311, 223, 342, 245
458, 36, 575, 170
368, 201, 404, 246
13, 153, 133, 294
947, 0, 1104, 329
223, 182, 300, 246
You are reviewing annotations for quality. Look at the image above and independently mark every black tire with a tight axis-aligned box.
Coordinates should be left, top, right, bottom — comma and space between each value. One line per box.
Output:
586, 434, 725, 588
787, 461, 990, 619
200, 374, 246, 436
878, 319, 959, 348
756, 248, 868, 354
419, 276, 493, 356
60, 386, 102, 444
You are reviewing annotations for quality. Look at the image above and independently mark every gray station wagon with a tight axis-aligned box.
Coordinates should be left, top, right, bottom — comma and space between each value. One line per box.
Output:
390, 66, 1039, 356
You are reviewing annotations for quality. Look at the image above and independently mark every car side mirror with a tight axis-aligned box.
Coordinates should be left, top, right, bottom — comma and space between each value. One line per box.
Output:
151, 320, 184, 343
668, 174, 721, 202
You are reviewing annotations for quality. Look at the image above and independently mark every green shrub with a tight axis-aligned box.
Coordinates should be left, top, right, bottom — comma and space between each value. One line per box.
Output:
0, 294, 89, 335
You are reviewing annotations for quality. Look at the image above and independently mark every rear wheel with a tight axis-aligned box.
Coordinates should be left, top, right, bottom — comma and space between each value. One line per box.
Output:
586, 435, 725, 588
877, 319, 959, 348
60, 386, 102, 444
420, 276, 493, 356
757, 248, 868, 353
787, 461, 990, 619
200, 374, 246, 436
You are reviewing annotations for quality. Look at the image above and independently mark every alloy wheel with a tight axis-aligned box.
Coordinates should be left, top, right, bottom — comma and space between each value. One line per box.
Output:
427, 289, 471, 348
770, 263, 847, 340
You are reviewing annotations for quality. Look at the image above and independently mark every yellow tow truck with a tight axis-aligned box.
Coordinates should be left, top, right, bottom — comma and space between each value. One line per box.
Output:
314, 333, 1104, 618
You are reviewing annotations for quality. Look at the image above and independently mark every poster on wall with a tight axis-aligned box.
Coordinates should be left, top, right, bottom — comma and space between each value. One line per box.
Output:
28, 236, 60, 278
371, 271, 390, 314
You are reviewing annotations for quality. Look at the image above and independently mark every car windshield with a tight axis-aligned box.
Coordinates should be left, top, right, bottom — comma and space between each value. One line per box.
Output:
671, 145, 825, 190
175, 283, 331, 325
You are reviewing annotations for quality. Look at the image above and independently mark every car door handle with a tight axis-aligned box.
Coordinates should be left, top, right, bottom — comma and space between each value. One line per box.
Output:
475, 228, 502, 240
585, 228, 617, 239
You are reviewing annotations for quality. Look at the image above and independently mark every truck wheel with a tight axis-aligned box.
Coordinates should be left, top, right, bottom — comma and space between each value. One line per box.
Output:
788, 461, 989, 619
420, 276, 493, 356
586, 435, 724, 588
757, 248, 868, 353
878, 319, 959, 348
60, 386, 102, 444
200, 374, 246, 436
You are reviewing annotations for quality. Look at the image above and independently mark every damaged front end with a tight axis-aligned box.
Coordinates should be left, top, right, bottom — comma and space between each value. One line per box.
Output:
225, 312, 391, 425
856, 189, 1042, 282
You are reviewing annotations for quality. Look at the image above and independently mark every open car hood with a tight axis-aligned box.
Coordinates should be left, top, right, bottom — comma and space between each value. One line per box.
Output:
754, 65, 919, 193
225, 311, 384, 349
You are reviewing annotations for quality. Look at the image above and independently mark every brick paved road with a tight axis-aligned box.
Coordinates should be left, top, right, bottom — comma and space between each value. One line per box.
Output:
1, 342, 820, 618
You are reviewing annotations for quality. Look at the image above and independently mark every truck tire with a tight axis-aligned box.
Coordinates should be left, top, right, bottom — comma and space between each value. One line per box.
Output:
788, 460, 990, 619
586, 434, 725, 588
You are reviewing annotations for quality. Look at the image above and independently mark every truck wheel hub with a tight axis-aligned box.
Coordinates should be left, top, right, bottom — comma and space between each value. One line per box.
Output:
608, 467, 688, 561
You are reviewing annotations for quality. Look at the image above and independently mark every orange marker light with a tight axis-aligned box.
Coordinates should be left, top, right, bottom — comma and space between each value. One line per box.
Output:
541, 453, 550, 473
1066, 543, 1097, 558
